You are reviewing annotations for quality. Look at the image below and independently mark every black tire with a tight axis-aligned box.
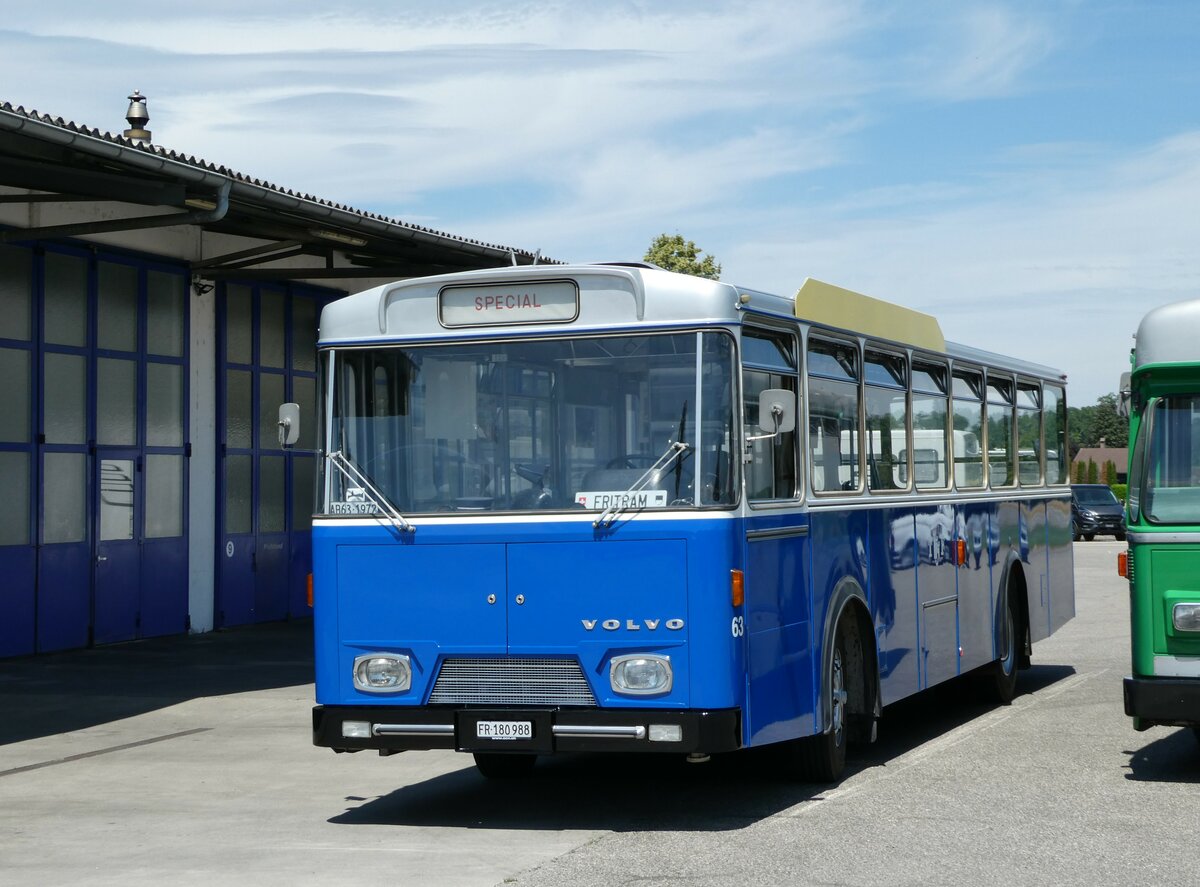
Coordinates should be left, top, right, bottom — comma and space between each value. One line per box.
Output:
789, 621, 849, 782
1116, 531, 1127, 541
473, 752, 537, 779
1083, 533, 1095, 542
982, 593, 1019, 705
1072, 522, 1081, 542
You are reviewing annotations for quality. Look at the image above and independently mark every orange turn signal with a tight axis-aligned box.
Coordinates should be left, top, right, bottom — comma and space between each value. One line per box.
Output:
1118, 552, 1127, 579
731, 569, 745, 608
956, 539, 967, 567
306, 572, 314, 608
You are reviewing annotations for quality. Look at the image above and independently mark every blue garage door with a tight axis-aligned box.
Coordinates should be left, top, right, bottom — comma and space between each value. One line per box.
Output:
0, 243, 189, 657
217, 282, 327, 628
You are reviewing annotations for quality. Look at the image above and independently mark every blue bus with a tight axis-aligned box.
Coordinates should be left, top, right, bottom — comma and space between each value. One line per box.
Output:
301, 264, 1074, 780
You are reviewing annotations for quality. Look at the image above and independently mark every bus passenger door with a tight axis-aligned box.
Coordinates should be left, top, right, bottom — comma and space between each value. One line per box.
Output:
743, 523, 812, 745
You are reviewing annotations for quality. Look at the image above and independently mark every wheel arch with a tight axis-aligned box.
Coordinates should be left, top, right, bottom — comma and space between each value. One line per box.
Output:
818, 577, 879, 739
997, 553, 1032, 669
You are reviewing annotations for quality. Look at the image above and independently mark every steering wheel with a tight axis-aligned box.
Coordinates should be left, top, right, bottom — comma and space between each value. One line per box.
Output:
605, 454, 656, 470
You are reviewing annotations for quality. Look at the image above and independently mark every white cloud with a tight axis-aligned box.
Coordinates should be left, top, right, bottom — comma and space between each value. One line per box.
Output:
709, 131, 1200, 403
3, 0, 1197, 409
913, 4, 1059, 100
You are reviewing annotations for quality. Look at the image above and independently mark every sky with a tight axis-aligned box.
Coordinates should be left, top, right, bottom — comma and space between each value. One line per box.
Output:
2, 0, 1199, 406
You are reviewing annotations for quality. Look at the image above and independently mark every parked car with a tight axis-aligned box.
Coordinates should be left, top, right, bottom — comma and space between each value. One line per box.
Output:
1071, 484, 1126, 541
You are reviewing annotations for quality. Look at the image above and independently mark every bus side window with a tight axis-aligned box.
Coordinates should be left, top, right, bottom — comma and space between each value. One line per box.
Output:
987, 374, 1016, 488
1017, 382, 1042, 486
952, 367, 985, 489
912, 360, 949, 489
807, 337, 861, 494
864, 349, 908, 491
1044, 385, 1067, 484
742, 328, 799, 501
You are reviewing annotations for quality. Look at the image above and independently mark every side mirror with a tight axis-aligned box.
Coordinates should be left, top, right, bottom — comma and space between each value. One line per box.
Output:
1117, 372, 1131, 419
278, 402, 300, 447
757, 388, 796, 434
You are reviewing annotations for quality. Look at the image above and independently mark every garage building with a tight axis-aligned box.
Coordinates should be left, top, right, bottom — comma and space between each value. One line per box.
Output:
0, 94, 549, 657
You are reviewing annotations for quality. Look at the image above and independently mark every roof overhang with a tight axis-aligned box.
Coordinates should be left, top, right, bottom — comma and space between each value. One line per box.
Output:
0, 101, 558, 283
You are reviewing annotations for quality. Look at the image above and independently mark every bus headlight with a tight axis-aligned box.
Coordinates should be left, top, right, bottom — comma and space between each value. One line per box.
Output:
353, 653, 411, 693
1172, 603, 1200, 632
610, 654, 673, 695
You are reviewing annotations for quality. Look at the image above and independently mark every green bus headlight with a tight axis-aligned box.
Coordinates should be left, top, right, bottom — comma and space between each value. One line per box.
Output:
1171, 603, 1200, 633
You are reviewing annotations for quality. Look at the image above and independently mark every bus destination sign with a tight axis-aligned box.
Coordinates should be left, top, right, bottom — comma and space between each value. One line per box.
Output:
439, 280, 579, 328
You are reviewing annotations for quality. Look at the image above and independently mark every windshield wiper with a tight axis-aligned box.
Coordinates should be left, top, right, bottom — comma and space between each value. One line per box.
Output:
594, 439, 691, 529
326, 450, 415, 533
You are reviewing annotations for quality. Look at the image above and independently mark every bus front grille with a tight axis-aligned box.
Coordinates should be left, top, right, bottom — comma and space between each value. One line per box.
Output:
429, 657, 598, 707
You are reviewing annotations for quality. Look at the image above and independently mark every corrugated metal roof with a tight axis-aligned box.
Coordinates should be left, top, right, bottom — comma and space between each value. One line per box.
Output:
0, 99, 556, 264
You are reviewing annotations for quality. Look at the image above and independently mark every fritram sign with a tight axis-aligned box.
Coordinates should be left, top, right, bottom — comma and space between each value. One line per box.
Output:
439, 280, 579, 328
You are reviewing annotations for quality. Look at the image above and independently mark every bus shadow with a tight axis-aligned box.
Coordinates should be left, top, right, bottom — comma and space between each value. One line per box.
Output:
1123, 729, 1200, 783
0, 620, 314, 746
329, 663, 1078, 833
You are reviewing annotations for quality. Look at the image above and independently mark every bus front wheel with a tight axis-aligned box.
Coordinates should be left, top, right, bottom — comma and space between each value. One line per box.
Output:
789, 620, 850, 782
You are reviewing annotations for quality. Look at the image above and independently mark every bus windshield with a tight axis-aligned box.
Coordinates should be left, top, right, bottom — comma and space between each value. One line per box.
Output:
323, 331, 736, 515
1136, 394, 1200, 524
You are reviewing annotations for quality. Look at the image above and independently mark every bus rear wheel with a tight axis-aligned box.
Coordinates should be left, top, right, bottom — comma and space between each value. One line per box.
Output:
981, 592, 1021, 705
473, 752, 537, 779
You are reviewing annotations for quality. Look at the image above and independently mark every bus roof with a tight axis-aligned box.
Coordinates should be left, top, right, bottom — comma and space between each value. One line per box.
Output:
1133, 297, 1200, 373
320, 264, 778, 343
316, 263, 1067, 382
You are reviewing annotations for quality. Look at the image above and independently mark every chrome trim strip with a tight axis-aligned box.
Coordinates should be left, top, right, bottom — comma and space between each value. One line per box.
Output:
1128, 531, 1200, 544
314, 511, 738, 528
372, 724, 455, 736
552, 725, 647, 740
747, 525, 810, 541
807, 488, 1071, 510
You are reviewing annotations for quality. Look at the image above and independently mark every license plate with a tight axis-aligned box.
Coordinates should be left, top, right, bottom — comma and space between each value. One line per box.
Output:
476, 720, 533, 741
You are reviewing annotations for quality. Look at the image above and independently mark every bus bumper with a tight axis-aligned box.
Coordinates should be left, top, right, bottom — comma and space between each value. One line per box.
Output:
313, 705, 742, 755
1123, 676, 1200, 729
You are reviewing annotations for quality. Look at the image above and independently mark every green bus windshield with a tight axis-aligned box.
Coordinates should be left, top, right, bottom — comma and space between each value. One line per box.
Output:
1133, 394, 1200, 525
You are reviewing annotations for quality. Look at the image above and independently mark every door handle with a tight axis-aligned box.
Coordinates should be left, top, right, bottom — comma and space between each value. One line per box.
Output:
96, 555, 108, 564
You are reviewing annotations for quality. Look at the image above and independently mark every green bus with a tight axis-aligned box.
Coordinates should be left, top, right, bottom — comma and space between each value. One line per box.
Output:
1121, 298, 1200, 743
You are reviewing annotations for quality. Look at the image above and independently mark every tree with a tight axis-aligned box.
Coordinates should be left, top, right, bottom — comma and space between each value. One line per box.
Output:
1087, 459, 1099, 484
1069, 393, 1128, 451
644, 233, 722, 280
1090, 393, 1128, 449
1103, 460, 1117, 486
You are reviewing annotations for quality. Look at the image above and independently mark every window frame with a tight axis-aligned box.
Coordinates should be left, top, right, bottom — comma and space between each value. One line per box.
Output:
909, 356, 952, 492
863, 345, 911, 494
806, 333, 864, 497
741, 323, 801, 507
